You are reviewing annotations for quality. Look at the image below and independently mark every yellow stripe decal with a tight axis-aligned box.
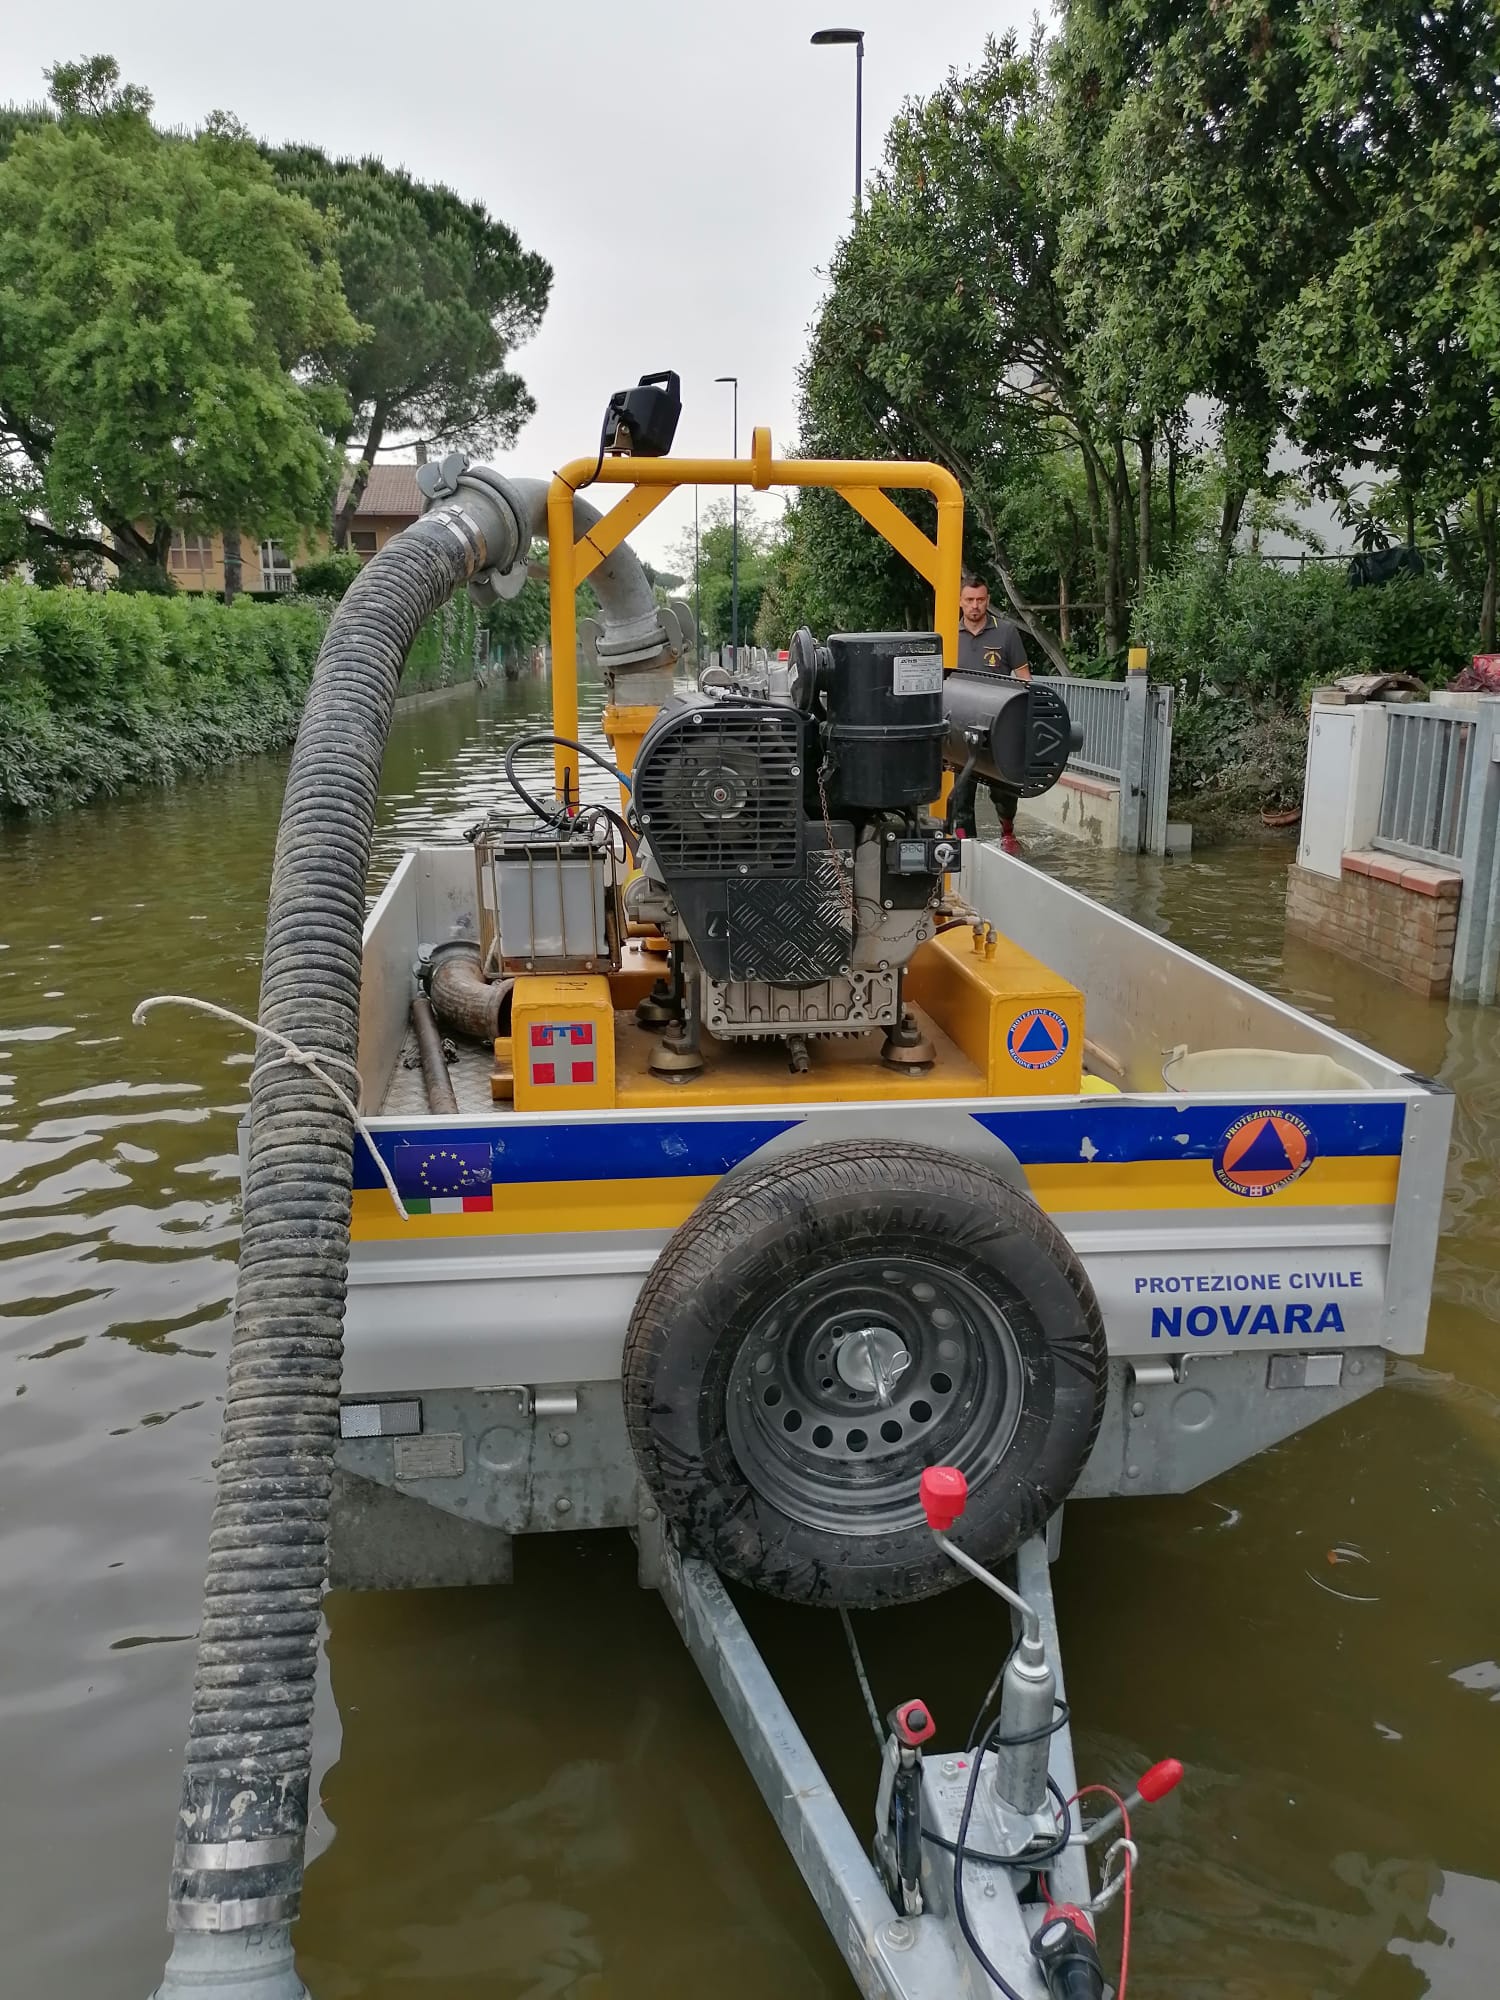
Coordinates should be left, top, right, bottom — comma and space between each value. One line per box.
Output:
1023, 1154, 1399, 1213
350, 1155, 1397, 1241
352, 1175, 719, 1241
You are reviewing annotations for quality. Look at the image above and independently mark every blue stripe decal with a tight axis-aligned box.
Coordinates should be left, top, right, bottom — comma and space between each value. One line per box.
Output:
971, 1101, 1406, 1165
355, 1099, 1405, 1191
354, 1117, 798, 1190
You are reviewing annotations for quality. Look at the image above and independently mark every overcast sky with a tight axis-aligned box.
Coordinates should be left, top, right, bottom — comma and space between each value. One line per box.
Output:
2, 1, 1040, 570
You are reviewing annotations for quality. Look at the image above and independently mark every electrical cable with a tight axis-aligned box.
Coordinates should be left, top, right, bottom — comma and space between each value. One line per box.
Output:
576, 403, 615, 494
1062, 1784, 1133, 2000
503, 731, 632, 828
922, 1768, 1073, 1870
965, 1640, 1017, 1754
944, 1701, 1074, 1998
837, 1607, 886, 1750
951, 1735, 1037, 2000
571, 801, 638, 863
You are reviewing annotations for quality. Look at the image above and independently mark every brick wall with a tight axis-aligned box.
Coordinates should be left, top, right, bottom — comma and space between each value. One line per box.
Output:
1285, 849, 1460, 999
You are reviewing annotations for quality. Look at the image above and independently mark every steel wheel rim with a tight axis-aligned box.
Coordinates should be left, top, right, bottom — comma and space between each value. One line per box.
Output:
725, 1253, 1024, 1536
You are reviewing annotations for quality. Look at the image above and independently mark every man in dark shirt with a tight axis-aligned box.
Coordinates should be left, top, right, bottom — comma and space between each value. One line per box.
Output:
950, 573, 1029, 854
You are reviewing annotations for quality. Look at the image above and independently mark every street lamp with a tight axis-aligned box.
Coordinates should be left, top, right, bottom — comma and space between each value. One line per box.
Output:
811, 27, 865, 219
714, 374, 740, 655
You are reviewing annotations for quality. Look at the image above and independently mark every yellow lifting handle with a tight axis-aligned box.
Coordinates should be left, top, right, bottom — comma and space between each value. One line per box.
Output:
545, 429, 964, 803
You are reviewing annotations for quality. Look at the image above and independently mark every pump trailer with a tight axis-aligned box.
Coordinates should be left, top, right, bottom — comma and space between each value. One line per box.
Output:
140, 383, 1451, 2000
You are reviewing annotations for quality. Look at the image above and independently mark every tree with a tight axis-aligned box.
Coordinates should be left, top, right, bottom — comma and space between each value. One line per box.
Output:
755, 490, 934, 649
668, 501, 777, 651
266, 147, 551, 546
797, 31, 1158, 657
1264, 1, 1500, 643
1051, 4, 1328, 559
0, 60, 360, 578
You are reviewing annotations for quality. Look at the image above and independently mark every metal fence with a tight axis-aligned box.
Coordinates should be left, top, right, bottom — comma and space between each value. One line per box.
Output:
1374, 708, 1474, 863
1053, 675, 1125, 780
1368, 699, 1500, 1000
1051, 668, 1173, 855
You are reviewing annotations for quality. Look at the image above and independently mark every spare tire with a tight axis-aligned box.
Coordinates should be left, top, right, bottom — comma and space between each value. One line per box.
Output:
623, 1140, 1107, 1607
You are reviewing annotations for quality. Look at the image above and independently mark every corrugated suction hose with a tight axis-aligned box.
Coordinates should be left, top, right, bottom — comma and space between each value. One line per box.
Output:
153, 477, 524, 1999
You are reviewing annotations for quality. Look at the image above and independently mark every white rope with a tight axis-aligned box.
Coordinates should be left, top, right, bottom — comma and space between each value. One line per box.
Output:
132, 994, 409, 1221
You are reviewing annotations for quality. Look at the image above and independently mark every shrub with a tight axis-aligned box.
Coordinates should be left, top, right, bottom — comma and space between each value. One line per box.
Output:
0, 582, 328, 812
0, 580, 488, 813
1168, 695, 1310, 821
294, 551, 364, 600
404, 593, 481, 691
1134, 552, 1478, 701
1133, 553, 1479, 823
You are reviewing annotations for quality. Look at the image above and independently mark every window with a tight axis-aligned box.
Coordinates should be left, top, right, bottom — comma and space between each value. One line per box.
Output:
351, 529, 378, 561
169, 530, 213, 571
259, 541, 295, 593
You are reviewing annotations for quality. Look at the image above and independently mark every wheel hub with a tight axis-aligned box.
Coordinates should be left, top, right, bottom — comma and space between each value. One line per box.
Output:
833, 1325, 911, 1401
724, 1254, 1024, 1535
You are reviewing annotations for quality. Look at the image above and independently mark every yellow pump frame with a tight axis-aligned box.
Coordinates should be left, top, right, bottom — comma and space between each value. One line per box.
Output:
545, 426, 963, 801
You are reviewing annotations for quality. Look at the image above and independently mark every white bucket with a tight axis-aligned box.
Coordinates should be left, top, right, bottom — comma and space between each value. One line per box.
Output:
1161, 1046, 1370, 1094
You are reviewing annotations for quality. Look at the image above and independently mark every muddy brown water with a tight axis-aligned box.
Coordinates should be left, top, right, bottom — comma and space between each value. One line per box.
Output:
2, 677, 1498, 2000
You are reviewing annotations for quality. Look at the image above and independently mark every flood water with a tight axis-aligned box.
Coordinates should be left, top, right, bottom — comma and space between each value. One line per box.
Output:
2, 676, 1498, 2000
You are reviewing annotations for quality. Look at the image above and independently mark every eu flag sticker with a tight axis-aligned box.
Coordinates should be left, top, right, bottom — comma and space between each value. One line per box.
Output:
391, 1141, 494, 1208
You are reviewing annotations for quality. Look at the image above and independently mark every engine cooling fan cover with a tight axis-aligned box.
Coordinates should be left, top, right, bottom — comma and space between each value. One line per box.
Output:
634, 698, 804, 878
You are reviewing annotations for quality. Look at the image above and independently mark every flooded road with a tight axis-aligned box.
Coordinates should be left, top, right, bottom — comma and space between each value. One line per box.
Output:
2, 676, 1497, 2000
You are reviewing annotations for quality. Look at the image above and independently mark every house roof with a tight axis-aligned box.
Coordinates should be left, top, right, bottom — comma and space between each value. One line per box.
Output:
336, 463, 424, 520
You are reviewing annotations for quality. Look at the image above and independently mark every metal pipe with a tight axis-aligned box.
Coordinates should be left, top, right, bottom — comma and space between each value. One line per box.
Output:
410, 993, 458, 1115
546, 452, 965, 780
933, 1531, 1040, 1647
428, 945, 511, 1046
855, 34, 864, 215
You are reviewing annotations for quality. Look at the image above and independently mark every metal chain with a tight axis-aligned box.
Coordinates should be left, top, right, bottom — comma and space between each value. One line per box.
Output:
817, 760, 857, 933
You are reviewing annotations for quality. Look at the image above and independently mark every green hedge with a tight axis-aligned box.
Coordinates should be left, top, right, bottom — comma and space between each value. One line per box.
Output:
0, 582, 489, 813
1133, 554, 1476, 701
403, 593, 481, 691
1130, 555, 1480, 823
0, 583, 327, 812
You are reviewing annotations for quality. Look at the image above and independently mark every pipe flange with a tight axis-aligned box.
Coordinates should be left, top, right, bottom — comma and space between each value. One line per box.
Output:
416, 457, 530, 596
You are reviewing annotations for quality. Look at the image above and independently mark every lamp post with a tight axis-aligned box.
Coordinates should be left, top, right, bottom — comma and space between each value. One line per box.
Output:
811, 27, 865, 219
693, 485, 701, 669
714, 374, 740, 655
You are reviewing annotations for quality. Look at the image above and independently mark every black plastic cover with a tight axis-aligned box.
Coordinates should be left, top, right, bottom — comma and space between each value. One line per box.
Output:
824, 632, 947, 811
607, 371, 682, 457
942, 673, 1078, 797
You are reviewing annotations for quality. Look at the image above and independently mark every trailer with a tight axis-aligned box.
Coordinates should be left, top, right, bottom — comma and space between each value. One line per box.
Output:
145, 392, 1450, 2000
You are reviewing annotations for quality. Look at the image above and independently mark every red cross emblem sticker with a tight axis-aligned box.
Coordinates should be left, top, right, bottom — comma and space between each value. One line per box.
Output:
529, 1021, 596, 1086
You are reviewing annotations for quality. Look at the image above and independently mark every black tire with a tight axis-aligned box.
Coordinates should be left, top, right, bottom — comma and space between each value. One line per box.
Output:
623, 1140, 1107, 1608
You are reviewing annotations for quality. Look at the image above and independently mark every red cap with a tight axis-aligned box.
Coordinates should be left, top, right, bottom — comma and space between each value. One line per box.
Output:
893, 1700, 937, 1748
1137, 1758, 1184, 1804
920, 1465, 968, 1531
1040, 1903, 1095, 1943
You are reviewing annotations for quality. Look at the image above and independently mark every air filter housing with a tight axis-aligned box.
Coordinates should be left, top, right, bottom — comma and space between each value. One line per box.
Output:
824, 632, 946, 810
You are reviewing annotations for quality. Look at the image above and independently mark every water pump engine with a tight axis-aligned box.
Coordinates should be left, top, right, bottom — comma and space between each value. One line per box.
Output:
626, 628, 1077, 1050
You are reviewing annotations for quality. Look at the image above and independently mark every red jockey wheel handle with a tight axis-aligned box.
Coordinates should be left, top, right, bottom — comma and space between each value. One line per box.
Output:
1138, 1758, 1184, 1803
893, 1700, 937, 1748
920, 1465, 968, 1532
